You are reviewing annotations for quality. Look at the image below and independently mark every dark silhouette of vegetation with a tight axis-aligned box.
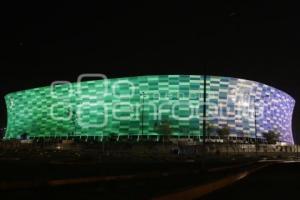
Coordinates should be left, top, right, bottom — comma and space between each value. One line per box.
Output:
240, 131, 248, 143
154, 120, 172, 142
217, 126, 230, 155
204, 123, 217, 143
20, 133, 28, 140
263, 130, 280, 144
0, 128, 5, 139
106, 133, 119, 142
216, 126, 230, 141
206, 123, 215, 139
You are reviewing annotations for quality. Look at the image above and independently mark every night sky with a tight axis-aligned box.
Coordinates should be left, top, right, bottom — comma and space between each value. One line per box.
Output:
0, 1, 299, 143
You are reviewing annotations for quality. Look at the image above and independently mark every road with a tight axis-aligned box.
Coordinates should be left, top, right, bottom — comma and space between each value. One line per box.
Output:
0, 157, 256, 200
201, 161, 300, 200
0, 158, 299, 200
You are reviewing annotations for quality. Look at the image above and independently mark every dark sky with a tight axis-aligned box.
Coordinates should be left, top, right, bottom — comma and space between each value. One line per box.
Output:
0, 1, 299, 142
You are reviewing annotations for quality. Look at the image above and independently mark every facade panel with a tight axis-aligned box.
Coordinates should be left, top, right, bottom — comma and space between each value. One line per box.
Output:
4, 75, 295, 144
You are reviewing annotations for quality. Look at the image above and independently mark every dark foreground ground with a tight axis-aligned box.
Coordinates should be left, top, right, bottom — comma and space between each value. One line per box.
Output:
201, 162, 300, 200
0, 149, 299, 200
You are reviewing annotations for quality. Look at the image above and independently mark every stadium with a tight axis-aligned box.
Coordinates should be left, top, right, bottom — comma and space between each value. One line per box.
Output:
4, 75, 295, 144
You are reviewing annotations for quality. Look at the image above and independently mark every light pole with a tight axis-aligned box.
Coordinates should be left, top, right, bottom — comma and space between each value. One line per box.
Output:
254, 95, 267, 156
254, 94, 270, 156
156, 106, 160, 141
254, 100, 258, 156
297, 142, 299, 160
296, 133, 299, 160
202, 74, 207, 145
71, 108, 77, 138
140, 92, 145, 139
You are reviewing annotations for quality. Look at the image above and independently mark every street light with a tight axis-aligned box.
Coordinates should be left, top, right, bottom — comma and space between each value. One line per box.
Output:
254, 99, 258, 156
69, 107, 77, 139
203, 74, 207, 145
254, 94, 268, 156
296, 133, 299, 160
297, 142, 299, 160
140, 92, 146, 139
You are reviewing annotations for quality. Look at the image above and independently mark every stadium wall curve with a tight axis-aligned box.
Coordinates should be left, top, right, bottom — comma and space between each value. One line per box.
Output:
4, 75, 295, 144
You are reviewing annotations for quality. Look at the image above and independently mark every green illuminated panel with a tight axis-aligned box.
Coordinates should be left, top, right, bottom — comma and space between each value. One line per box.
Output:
5, 74, 295, 144
5, 75, 205, 139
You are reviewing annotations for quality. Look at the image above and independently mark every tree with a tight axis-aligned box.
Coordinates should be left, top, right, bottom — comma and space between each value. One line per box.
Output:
263, 131, 280, 144
205, 123, 216, 143
0, 128, 5, 139
20, 133, 28, 140
217, 126, 230, 141
217, 126, 230, 155
155, 120, 172, 141
107, 133, 118, 142
240, 131, 247, 143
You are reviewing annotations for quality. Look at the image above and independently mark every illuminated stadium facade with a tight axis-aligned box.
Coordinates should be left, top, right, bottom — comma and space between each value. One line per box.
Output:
4, 75, 295, 144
